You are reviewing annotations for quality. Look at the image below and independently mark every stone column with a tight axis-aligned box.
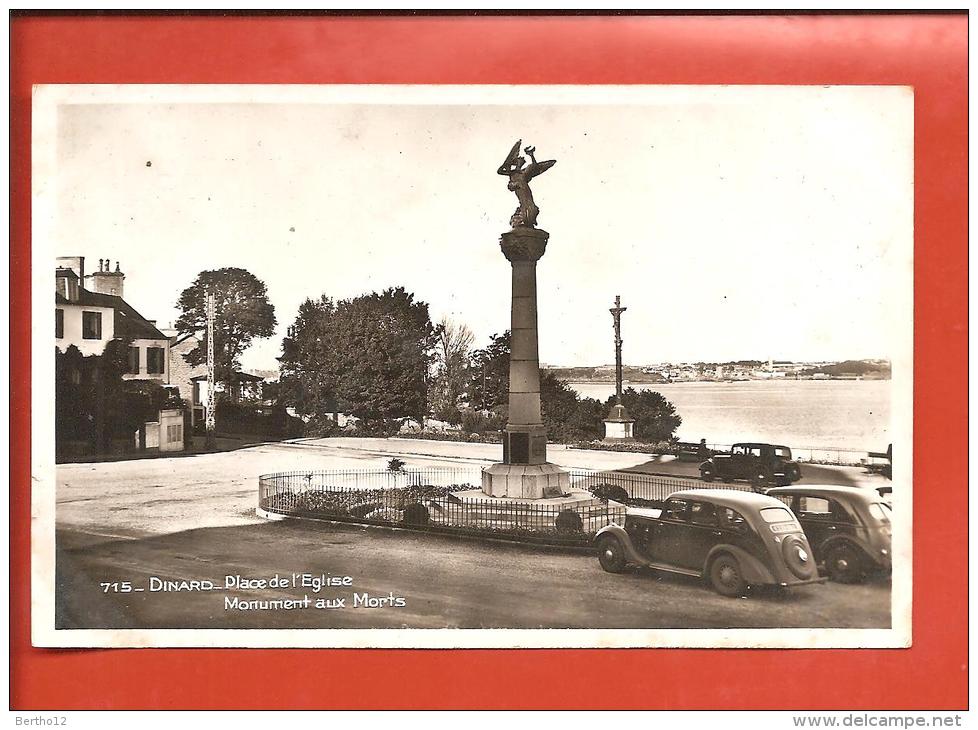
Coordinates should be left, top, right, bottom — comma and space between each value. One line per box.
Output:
482, 227, 569, 499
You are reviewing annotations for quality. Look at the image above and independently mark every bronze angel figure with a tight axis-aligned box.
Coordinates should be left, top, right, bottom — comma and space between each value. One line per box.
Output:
497, 140, 556, 228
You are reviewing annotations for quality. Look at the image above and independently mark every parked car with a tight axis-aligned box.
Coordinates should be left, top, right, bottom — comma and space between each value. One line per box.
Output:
594, 489, 823, 597
699, 442, 802, 490
766, 485, 891, 583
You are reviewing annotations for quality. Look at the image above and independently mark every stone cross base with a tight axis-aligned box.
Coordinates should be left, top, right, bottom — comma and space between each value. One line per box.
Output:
603, 402, 635, 441
482, 462, 570, 499
603, 419, 636, 441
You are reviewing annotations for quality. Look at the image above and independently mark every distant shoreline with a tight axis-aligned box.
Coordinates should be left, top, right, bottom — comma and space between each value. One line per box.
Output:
556, 377, 891, 385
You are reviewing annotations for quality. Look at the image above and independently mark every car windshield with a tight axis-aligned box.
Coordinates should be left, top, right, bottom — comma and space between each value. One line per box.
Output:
759, 507, 795, 523
868, 503, 891, 522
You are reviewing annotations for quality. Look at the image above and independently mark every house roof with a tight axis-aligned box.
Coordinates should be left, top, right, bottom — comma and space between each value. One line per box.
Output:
55, 288, 167, 340
191, 371, 265, 382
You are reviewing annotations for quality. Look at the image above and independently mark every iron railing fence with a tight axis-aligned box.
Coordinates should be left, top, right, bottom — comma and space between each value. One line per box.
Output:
259, 468, 624, 545
257, 467, 747, 545
568, 469, 749, 502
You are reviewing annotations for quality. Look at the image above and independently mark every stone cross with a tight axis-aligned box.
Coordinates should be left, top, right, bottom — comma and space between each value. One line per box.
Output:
610, 295, 627, 404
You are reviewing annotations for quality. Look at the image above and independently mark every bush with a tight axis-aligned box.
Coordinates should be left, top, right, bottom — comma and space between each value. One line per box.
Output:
348, 500, 382, 518
305, 415, 340, 438
356, 418, 401, 437
387, 457, 406, 472
459, 408, 505, 435
402, 502, 430, 526
554, 509, 583, 534
588, 483, 629, 503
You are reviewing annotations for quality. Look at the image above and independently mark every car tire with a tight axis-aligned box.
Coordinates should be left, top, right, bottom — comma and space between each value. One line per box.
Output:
709, 553, 747, 597
700, 465, 715, 482
596, 535, 627, 574
751, 470, 772, 492
824, 543, 867, 583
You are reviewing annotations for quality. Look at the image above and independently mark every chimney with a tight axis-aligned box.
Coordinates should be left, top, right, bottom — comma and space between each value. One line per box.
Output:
87, 259, 125, 298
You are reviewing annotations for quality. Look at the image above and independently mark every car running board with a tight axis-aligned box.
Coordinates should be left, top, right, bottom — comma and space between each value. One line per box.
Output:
643, 562, 701, 578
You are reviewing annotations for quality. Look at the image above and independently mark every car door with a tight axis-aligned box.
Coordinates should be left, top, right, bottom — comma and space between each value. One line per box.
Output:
793, 496, 842, 554
730, 444, 751, 479
676, 500, 721, 570
647, 498, 691, 567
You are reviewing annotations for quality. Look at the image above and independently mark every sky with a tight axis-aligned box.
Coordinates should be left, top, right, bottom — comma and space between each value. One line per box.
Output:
49, 85, 913, 372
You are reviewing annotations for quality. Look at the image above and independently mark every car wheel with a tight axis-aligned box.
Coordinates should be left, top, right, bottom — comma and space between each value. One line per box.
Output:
709, 553, 747, 597
596, 535, 627, 574
700, 465, 715, 482
824, 544, 867, 583
751, 470, 772, 492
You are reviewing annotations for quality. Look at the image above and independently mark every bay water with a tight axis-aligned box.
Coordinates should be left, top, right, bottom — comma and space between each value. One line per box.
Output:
566, 379, 891, 451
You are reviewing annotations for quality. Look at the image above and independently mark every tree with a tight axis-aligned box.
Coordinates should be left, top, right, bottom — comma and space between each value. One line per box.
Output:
467, 331, 511, 412
279, 295, 338, 423
428, 317, 474, 424
280, 287, 439, 427
540, 371, 604, 441
55, 339, 175, 456
175, 268, 276, 390
606, 388, 683, 443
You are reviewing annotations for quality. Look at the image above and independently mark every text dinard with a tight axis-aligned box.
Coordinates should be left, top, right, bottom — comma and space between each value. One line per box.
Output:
146, 573, 355, 593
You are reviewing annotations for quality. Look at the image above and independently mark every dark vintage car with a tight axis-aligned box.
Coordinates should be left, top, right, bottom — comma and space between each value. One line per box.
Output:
699, 442, 802, 490
594, 489, 823, 596
767, 485, 892, 583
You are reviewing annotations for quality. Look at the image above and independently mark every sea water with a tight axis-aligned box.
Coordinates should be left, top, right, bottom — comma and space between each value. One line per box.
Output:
567, 379, 891, 450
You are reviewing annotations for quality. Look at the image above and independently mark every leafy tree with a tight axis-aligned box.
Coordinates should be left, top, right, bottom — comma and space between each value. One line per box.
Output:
55, 340, 173, 455
540, 371, 605, 441
175, 268, 276, 390
464, 333, 606, 442
280, 287, 438, 425
279, 295, 338, 420
428, 317, 474, 424
468, 331, 511, 412
606, 388, 683, 442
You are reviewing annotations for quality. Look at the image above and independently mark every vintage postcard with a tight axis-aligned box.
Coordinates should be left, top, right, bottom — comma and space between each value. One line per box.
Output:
32, 83, 913, 648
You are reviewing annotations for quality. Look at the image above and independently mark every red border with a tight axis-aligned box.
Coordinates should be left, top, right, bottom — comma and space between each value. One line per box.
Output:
10, 14, 968, 710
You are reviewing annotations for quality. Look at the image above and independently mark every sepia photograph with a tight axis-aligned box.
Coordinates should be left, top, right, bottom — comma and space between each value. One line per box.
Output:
32, 83, 912, 649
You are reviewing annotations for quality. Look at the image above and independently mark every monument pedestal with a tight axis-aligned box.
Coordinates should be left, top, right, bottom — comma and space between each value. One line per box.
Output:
481, 462, 570, 499
603, 403, 636, 442
482, 225, 569, 499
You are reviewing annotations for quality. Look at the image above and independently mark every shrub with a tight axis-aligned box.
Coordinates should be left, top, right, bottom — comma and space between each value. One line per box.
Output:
588, 483, 630, 503
459, 408, 505, 435
555, 509, 584, 534
387, 457, 406, 472
348, 500, 382, 518
402, 502, 430, 526
356, 418, 401, 437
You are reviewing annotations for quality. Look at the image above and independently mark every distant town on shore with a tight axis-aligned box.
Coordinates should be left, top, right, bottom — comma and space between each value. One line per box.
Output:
542, 359, 891, 384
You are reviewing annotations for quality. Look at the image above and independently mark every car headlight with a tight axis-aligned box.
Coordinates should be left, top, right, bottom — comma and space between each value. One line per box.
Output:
797, 548, 809, 563
880, 548, 889, 556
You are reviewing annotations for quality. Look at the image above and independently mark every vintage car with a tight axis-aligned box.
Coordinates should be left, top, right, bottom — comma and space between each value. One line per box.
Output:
594, 489, 823, 597
767, 485, 892, 583
699, 442, 802, 490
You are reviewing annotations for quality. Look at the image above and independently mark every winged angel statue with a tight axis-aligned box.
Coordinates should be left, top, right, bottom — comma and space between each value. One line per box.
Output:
497, 140, 556, 229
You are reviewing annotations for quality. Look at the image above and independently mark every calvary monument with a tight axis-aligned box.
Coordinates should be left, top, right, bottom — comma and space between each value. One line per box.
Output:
603, 295, 636, 441
482, 141, 571, 499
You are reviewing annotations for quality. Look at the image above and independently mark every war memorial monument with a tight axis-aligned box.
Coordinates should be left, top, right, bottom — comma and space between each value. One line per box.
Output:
481, 141, 573, 499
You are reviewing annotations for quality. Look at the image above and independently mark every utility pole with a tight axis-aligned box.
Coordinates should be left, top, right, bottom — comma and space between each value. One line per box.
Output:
205, 292, 216, 449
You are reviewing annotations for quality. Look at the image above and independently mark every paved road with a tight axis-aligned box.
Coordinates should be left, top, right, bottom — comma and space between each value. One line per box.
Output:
57, 519, 890, 630
54, 438, 890, 631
